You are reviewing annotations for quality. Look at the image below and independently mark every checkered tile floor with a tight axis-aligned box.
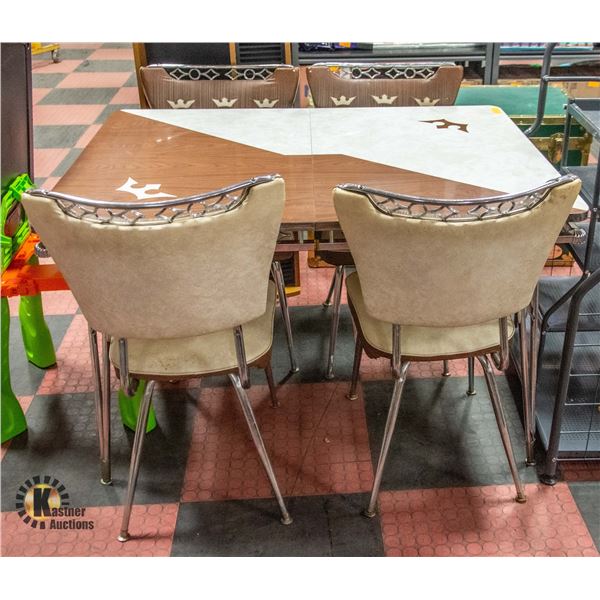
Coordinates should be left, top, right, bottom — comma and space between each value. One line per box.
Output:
1, 43, 598, 557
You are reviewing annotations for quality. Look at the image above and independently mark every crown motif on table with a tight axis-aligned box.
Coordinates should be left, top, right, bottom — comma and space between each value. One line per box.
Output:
212, 97, 238, 108
414, 97, 440, 106
166, 99, 195, 109
372, 94, 397, 105
331, 95, 356, 106
116, 177, 176, 201
253, 98, 279, 108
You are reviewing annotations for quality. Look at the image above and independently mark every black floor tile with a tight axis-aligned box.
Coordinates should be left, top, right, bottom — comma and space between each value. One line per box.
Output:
7, 314, 73, 396
75, 60, 134, 72
171, 493, 383, 556
32, 73, 67, 88
33, 125, 88, 149
362, 375, 539, 491
38, 88, 119, 105
1, 387, 198, 511
569, 482, 600, 550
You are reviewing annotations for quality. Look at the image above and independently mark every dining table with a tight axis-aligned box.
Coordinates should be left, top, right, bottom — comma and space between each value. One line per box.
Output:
51, 104, 589, 251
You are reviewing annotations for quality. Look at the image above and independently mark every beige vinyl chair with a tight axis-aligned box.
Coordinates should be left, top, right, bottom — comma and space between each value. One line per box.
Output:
139, 63, 300, 109
139, 62, 300, 376
308, 62, 464, 380
21, 175, 293, 541
333, 174, 581, 516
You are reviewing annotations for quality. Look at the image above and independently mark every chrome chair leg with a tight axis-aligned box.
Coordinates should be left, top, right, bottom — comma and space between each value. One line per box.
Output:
265, 363, 279, 408
271, 261, 299, 374
100, 335, 112, 485
347, 336, 363, 401
467, 356, 476, 395
325, 266, 344, 380
89, 328, 108, 485
518, 309, 535, 465
442, 360, 451, 377
364, 362, 411, 518
477, 355, 527, 503
229, 373, 292, 525
118, 380, 156, 542
528, 288, 540, 466
323, 270, 336, 307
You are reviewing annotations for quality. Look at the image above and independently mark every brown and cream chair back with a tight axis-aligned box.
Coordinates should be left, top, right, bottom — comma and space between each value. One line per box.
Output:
333, 174, 581, 517
307, 62, 463, 108
139, 64, 299, 109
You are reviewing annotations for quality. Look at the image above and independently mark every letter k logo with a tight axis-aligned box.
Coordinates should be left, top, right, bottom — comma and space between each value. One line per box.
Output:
33, 487, 52, 517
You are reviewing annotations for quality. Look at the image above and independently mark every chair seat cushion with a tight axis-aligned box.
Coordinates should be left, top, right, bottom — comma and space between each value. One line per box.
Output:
109, 281, 276, 378
346, 272, 514, 359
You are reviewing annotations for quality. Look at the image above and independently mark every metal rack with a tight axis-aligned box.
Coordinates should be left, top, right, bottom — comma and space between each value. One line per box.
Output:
527, 44, 600, 480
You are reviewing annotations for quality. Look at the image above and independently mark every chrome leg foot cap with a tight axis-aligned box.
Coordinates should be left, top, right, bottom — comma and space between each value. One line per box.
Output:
325, 372, 335, 380
100, 478, 112, 486
526, 459, 536, 467
280, 515, 293, 526
515, 495, 527, 504
466, 390, 477, 396
442, 372, 451, 377
346, 393, 359, 401
117, 532, 130, 543
290, 366, 300, 374
322, 301, 332, 308
361, 508, 377, 519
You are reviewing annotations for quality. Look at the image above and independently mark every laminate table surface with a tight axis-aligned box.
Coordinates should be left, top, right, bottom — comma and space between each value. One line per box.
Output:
53, 106, 588, 225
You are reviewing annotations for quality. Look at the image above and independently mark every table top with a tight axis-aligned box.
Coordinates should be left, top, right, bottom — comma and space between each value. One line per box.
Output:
54, 105, 588, 226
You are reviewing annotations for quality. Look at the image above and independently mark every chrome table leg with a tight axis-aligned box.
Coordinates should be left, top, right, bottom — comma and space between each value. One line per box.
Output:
347, 337, 363, 401
467, 357, 476, 395
323, 270, 336, 307
265, 363, 279, 408
272, 261, 299, 374
100, 335, 112, 485
442, 360, 451, 377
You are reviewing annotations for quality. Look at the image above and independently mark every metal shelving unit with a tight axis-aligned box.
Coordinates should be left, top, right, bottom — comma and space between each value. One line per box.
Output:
531, 50, 600, 479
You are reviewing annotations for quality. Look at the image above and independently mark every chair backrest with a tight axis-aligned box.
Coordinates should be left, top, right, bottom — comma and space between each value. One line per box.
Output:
307, 62, 463, 108
333, 176, 581, 327
21, 176, 285, 339
139, 64, 300, 109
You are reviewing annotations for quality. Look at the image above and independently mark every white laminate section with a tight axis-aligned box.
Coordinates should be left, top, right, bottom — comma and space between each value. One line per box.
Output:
310, 106, 560, 193
125, 108, 313, 156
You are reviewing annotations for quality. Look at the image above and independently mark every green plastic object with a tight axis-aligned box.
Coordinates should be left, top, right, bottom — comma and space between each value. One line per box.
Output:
18, 255, 57, 368
118, 379, 157, 433
1, 174, 33, 272
1, 297, 28, 443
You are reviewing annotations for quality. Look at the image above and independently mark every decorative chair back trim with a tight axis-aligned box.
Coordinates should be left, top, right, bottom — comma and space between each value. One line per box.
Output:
140, 64, 299, 109
307, 62, 463, 108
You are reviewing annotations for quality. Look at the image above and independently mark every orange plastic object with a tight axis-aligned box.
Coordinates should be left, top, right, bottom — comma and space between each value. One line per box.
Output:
1, 234, 69, 298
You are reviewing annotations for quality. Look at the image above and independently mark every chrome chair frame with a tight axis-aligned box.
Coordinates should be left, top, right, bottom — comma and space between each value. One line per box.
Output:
27, 176, 293, 539
338, 175, 578, 516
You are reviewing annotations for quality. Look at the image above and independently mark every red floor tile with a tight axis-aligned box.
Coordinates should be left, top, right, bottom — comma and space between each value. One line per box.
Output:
8, 290, 78, 316
87, 48, 134, 61
0, 503, 178, 556
109, 87, 140, 105
33, 148, 69, 178
37, 315, 118, 395
379, 483, 598, 557
57, 72, 131, 89
34, 104, 105, 126
181, 382, 373, 502
32, 59, 83, 74
559, 461, 600, 482
75, 124, 102, 148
